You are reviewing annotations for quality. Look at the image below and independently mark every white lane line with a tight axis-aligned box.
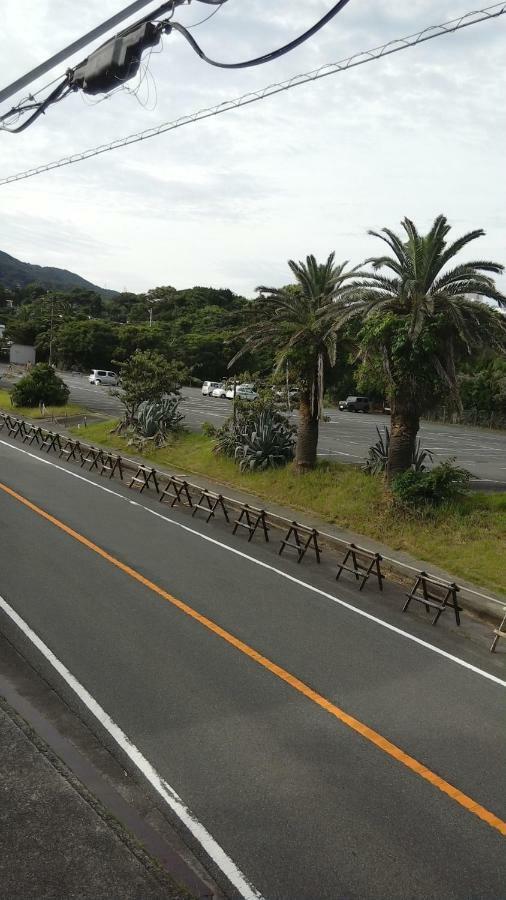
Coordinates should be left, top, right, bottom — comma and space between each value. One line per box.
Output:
0, 594, 263, 900
1, 438, 505, 689
317, 449, 362, 459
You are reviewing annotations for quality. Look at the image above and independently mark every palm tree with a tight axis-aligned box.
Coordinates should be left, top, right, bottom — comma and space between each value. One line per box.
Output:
230, 253, 362, 471
337, 216, 506, 478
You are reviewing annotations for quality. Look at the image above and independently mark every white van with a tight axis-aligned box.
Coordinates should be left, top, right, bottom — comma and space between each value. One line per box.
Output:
202, 380, 222, 396
89, 369, 119, 386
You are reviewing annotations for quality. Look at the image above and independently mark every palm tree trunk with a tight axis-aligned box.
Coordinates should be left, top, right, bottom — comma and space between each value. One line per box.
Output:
387, 400, 419, 480
294, 389, 319, 472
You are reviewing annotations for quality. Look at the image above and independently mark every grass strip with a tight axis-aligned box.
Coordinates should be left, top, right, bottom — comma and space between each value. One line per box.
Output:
68, 419, 506, 595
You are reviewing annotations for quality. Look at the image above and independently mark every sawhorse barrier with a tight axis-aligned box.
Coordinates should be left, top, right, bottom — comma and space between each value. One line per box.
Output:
39, 430, 62, 454
403, 572, 462, 626
100, 452, 124, 480
192, 489, 230, 524
279, 522, 321, 564
159, 476, 194, 508
128, 465, 160, 494
80, 445, 105, 473
335, 543, 384, 591
60, 438, 82, 464
490, 609, 506, 653
233, 505, 269, 543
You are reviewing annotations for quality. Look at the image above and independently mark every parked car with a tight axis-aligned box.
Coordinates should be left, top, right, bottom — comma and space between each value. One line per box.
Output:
211, 384, 228, 399
225, 382, 257, 400
339, 395, 370, 413
89, 369, 119, 386
202, 380, 222, 396
274, 387, 299, 402
234, 386, 258, 401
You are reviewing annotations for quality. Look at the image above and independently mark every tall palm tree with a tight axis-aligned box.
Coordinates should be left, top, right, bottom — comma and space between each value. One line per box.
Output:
230, 253, 362, 471
337, 215, 506, 478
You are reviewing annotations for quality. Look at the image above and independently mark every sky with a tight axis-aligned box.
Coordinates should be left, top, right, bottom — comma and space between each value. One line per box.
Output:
0, 1, 505, 297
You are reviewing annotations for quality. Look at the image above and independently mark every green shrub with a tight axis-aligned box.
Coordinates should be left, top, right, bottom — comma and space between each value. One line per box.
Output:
392, 459, 471, 507
214, 402, 296, 470
11, 364, 70, 408
201, 421, 218, 438
234, 409, 295, 471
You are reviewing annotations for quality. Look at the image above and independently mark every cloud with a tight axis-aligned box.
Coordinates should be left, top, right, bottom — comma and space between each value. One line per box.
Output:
1, 1, 505, 296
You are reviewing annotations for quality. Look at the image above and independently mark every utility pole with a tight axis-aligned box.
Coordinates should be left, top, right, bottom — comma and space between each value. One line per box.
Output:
48, 294, 55, 367
232, 375, 237, 426
0, 1, 185, 106
148, 297, 161, 326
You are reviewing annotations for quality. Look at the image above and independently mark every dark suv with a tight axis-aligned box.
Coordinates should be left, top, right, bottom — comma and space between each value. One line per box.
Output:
339, 396, 370, 413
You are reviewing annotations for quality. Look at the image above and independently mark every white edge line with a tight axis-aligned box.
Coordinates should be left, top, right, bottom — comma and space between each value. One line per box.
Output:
0, 592, 264, 900
1, 437, 505, 692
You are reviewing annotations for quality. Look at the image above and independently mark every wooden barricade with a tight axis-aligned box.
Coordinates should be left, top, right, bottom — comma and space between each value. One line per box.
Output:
0, 414, 15, 434
279, 522, 321, 564
403, 572, 462, 626
7, 417, 24, 440
100, 453, 123, 480
192, 489, 229, 523
26, 425, 43, 447
128, 465, 160, 494
159, 476, 194, 508
490, 609, 506, 653
335, 543, 384, 591
80, 445, 104, 472
233, 505, 269, 543
60, 438, 82, 463
39, 430, 62, 454
21, 423, 35, 444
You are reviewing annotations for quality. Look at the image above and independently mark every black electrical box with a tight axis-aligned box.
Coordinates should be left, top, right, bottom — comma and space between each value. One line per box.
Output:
72, 22, 161, 95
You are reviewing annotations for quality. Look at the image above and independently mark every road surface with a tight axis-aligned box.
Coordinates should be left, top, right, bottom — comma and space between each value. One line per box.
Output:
0, 432, 505, 899
23, 370, 506, 488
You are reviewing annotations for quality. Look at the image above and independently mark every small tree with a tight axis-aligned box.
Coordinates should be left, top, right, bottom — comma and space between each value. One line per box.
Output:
11, 364, 70, 408
115, 350, 187, 427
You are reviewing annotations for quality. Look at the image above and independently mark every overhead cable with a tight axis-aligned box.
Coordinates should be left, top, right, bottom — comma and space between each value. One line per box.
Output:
168, 0, 353, 69
1, 2, 504, 186
1, 0, 348, 129
0, 0, 224, 127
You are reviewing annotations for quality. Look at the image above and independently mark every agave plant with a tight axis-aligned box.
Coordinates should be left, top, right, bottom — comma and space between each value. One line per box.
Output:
132, 396, 184, 447
233, 410, 295, 471
362, 426, 390, 475
363, 426, 432, 475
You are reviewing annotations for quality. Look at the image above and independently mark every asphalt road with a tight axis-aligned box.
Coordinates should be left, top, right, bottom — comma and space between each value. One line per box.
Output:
31, 371, 506, 488
1, 433, 505, 899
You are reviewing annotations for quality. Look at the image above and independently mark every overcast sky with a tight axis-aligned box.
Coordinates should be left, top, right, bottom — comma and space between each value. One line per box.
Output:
1, 1, 505, 296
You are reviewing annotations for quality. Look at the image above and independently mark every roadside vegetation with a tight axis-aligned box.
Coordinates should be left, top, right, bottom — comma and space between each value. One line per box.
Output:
0, 385, 83, 420
70, 419, 506, 594
2, 213, 506, 591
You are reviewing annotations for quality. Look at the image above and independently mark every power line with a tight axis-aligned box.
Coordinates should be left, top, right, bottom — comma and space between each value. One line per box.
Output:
169, 0, 353, 69
1, 2, 504, 187
185, 1, 228, 29
1, 0, 348, 129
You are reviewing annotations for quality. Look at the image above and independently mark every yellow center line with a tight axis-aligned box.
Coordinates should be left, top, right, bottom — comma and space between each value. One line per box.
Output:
1, 478, 505, 838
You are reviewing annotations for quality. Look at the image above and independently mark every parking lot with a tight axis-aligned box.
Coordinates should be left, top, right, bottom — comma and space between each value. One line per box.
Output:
1, 366, 505, 488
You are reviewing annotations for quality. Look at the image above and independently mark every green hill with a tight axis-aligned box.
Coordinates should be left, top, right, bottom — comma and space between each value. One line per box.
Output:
0, 250, 117, 298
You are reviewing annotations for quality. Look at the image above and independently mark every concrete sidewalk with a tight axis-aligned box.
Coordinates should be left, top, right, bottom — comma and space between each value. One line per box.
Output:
0, 696, 197, 900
